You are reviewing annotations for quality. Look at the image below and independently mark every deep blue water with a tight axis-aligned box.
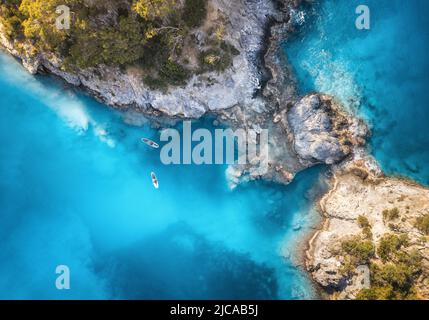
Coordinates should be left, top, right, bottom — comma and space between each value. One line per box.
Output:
284, 0, 429, 185
0, 53, 324, 299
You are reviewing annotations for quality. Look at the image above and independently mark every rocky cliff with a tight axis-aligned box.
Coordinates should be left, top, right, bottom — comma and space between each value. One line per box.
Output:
0, 0, 368, 189
1, 0, 284, 118
306, 155, 429, 299
1, 0, 396, 300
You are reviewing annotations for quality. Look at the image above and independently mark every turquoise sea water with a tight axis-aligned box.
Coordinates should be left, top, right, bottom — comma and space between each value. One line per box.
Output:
284, 0, 429, 185
0, 52, 324, 299
3, 0, 427, 300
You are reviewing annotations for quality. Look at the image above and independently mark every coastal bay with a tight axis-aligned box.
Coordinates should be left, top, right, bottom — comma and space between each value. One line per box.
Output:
0, 49, 325, 299
1, 0, 428, 300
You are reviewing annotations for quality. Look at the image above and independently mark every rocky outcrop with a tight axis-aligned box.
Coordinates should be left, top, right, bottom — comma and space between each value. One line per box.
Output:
224, 92, 368, 189
0, 0, 368, 190
6, 0, 424, 301
1, 0, 286, 119
307, 156, 429, 299
288, 94, 367, 166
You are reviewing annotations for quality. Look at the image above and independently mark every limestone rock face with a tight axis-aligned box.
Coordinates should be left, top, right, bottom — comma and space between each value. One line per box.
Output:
1, 0, 370, 191
0, 0, 285, 119
307, 159, 429, 299
287, 94, 367, 165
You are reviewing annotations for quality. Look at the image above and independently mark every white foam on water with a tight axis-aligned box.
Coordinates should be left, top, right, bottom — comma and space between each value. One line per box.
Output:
45, 91, 90, 133
93, 125, 116, 148
290, 8, 307, 26
299, 48, 362, 110
0, 53, 115, 147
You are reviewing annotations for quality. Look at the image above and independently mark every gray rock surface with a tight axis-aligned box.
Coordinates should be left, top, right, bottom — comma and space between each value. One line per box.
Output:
288, 94, 367, 166
1, 0, 283, 119
0, 0, 367, 189
306, 157, 429, 299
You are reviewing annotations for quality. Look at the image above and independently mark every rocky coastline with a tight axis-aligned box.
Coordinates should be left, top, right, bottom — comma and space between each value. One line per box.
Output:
0, 0, 368, 188
2, 0, 422, 300
306, 154, 429, 299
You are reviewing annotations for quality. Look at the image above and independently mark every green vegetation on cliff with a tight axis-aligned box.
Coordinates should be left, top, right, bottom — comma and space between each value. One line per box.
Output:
0, 0, 24, 39
357, 259, 421, 300
415, 213, 429, 235
341, 236, 375, 265
377, 233, 409, 263
357, 215, 373, 239
382, 207, 400, 222
0, 0, 237, 89
339, 233, 424, 300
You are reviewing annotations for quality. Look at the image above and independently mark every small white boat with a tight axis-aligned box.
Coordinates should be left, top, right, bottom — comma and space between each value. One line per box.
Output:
151, 172, 159, 189
141, 138, 159, 149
